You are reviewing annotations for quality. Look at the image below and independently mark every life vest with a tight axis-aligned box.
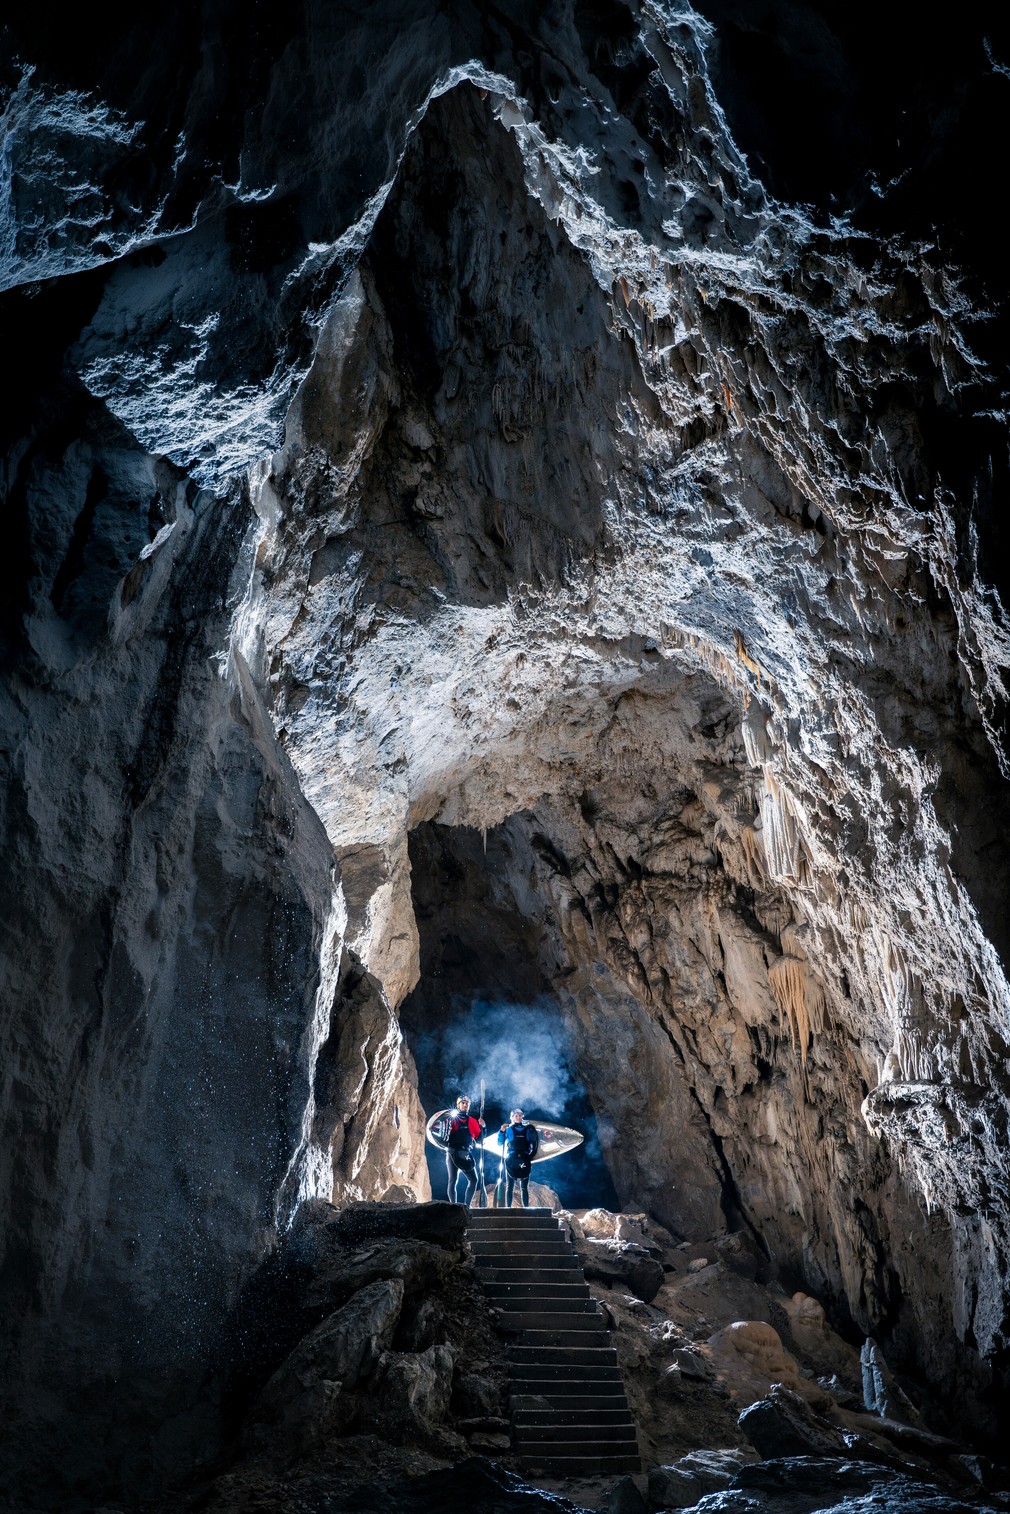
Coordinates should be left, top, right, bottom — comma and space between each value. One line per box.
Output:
447, 1112, 480, 1149
502, 1122, 538, 1163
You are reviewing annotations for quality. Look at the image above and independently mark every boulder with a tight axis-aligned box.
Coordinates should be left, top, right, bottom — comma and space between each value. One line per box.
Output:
657, 1362, 687, 1399
454, 1415, 510, 1435
578, 1207, 622, 1239
733, 1455, 898, 1501
671, 1346, 713, 1381
577, 1239, 665, 1303
467, 1431, 512, 1451
648, 1448, 756, 1507
293, 1232, 460, 1318
377, 1343, 455, 1436
397, 1294, 449, 1352
576, 1208, 656, 1252
380, 1183, 419, 1202
615, 1215, 653, 1248
657, 1348, 714, 1400
243, 1374, 355, 1456
709, 1320, 829, 1407
332, 1201, 468, 1250
451, 1372, 505, 1420
739, 1385, 849, 1459
291, 1276, 405, 1388
714, 1230, 767, 1281
602, 1473, 647, 1513
249, 1276, 404, 1448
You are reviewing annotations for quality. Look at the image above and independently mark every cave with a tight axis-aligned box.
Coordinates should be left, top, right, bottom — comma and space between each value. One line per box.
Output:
4, 2, 1010, 1512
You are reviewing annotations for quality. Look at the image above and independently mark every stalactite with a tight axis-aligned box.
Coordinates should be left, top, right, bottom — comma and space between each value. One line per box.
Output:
768, 952, 826, 1065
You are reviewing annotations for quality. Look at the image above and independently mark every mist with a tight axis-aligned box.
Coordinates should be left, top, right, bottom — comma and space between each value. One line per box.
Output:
421, 998, 574, 1114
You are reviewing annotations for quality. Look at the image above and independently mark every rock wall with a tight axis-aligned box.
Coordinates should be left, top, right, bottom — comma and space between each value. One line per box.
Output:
0, 358, 427, 1496
2, 0, 1010, 1498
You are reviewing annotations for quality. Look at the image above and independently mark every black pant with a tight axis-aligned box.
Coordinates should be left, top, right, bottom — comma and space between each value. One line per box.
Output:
446, 1148, 477, 1205
504, 1156, 531, 1208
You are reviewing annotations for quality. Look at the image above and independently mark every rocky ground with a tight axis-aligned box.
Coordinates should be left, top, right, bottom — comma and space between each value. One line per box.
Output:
95, 1201, 1007, 1514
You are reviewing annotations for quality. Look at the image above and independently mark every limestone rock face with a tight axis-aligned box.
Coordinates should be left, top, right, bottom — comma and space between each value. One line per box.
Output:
3, 0, 1010, 1501
249, 1278, 404, 1449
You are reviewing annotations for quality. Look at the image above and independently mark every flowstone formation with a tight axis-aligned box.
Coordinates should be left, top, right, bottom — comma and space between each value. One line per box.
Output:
2, 0, 1010, 1505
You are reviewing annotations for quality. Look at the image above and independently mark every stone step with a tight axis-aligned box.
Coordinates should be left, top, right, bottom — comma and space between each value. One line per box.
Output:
470, 1238, 572, 1255
470, 1207, 561, 1218
468, 1212, 563, 1224
469, 1210, 561, 1221
509, 1345, 618, 1367
512, 1388, 628, 1405
484, 1271, 584, 1281
477, 1256, 581, 1273
518, 1451, 641, 1474
497, 1303, 603, 1321
507, 1327, 610, 1347
470, 1225, 563, 1235
516, 1422, 638, 1445
470, 1224, 564, 1235
469, 1205, 557, 1217
474, 1234, 572, 1247
469, 1212, 561, 1226
471, 1232, 565, 1246
482, 1281, 591, 1299
514, 1368, 623, 1380
513, 1407, 636, 1426
502, 1324, 607, 1343
469, 1235, 572, 1247
478, 1267, 582, 1282
493, 1297, 599, 1315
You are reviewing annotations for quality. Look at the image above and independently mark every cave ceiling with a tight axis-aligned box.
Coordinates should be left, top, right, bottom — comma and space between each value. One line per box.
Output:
3, 0, 1010, 1494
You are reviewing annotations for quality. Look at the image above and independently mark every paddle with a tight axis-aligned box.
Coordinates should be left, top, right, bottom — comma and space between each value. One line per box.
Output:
477, 1078, 488, 1207
496, 1146, 506, 1209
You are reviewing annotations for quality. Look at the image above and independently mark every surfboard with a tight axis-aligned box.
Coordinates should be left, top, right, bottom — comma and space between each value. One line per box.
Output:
426, 1108, 479, 1149
480, 1119, 584, 1164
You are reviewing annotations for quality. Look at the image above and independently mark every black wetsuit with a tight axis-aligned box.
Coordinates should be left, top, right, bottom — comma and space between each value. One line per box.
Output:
498, 1121, 539, 1208
445, 1111, 480, 1205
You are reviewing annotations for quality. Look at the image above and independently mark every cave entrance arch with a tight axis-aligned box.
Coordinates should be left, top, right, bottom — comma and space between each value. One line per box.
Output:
401, 815, 707, 1216
400, 819, 620, 1210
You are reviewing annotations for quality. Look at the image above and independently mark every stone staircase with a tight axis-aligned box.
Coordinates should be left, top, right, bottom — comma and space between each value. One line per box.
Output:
468, 1206, 641, 1475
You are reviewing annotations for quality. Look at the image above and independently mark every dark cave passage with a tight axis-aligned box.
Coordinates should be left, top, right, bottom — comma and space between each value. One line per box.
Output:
401, 819, 620, 1211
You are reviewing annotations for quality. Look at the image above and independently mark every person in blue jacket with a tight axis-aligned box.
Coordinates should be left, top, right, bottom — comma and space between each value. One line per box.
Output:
497, 1107, 539, 1208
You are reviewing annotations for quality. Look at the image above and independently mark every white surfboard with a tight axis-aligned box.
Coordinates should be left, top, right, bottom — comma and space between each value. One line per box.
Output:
480, 1119, 584, 1164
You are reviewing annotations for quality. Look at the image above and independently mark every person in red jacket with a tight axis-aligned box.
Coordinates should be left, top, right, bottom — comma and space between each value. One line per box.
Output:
445, 1094, 485, 1206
